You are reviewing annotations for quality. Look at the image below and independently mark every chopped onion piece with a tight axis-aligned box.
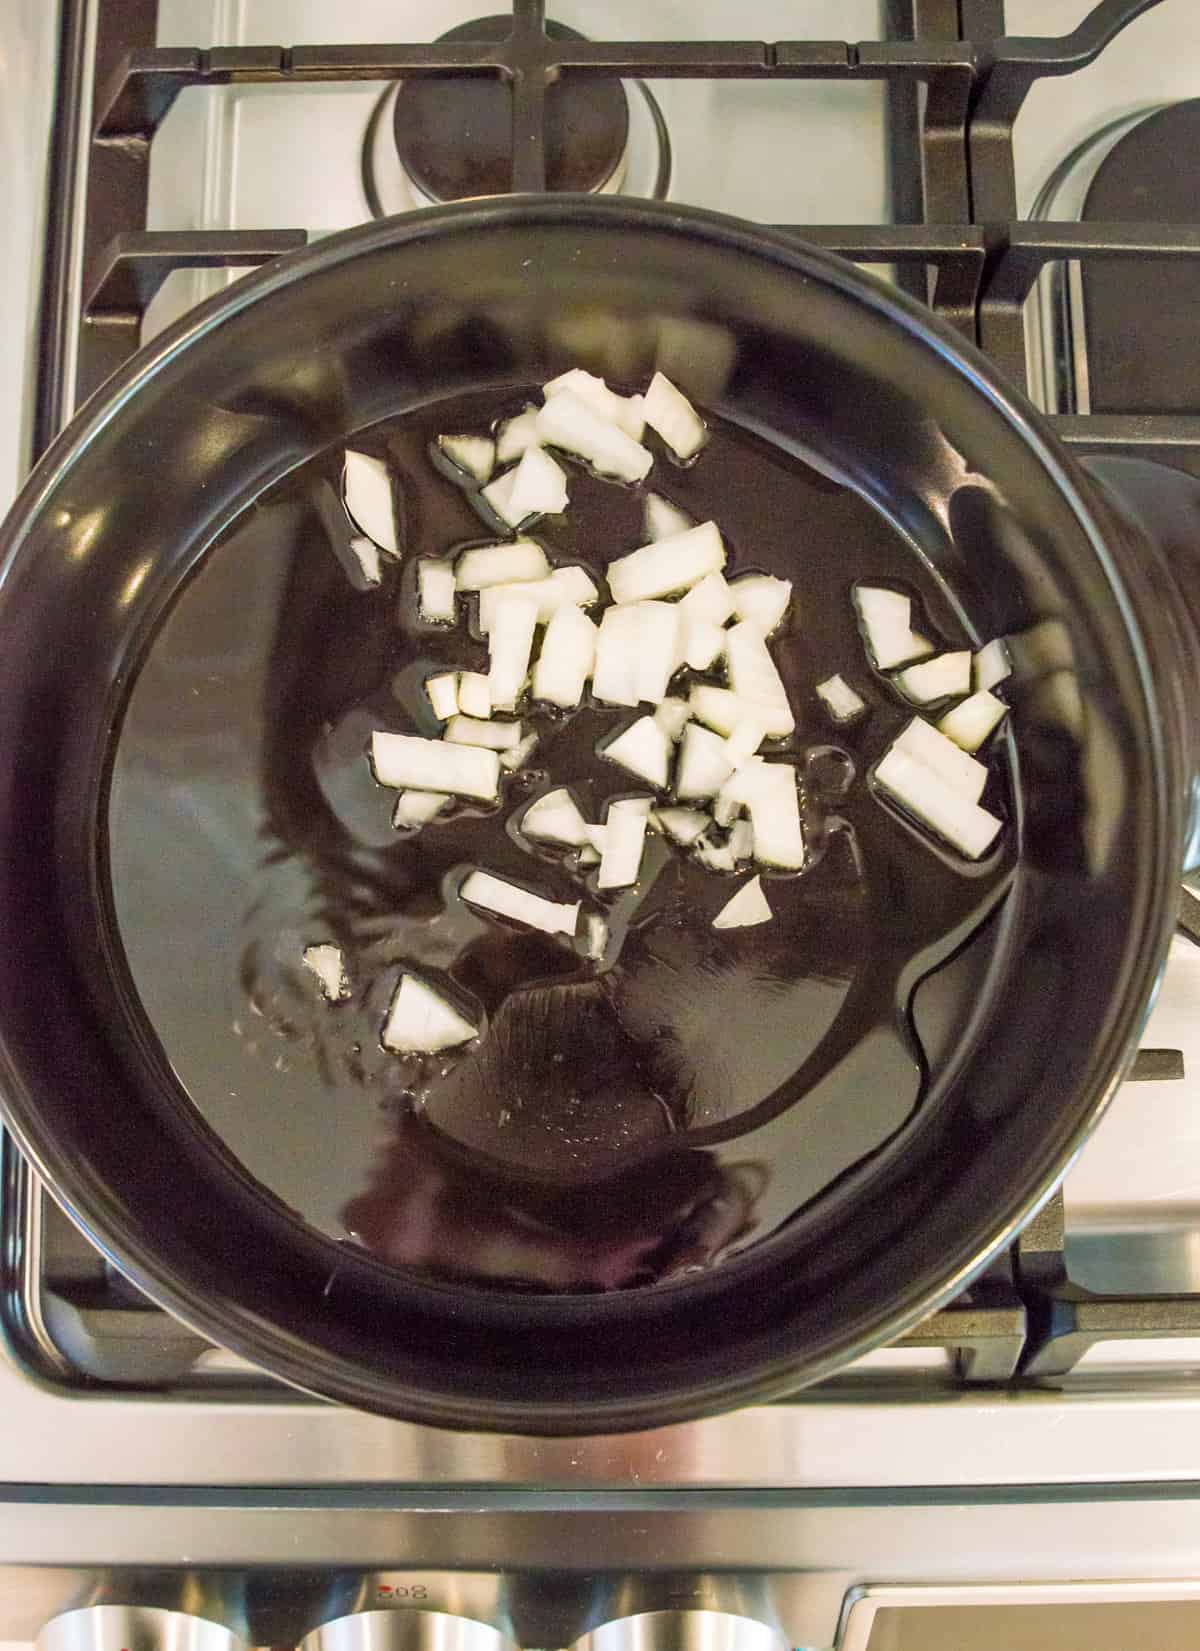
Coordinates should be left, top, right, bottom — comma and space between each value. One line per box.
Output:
683, 619, 725, 672
592, 605, 643, 706
425, 673, 459, 721
487, 593, 538, 711
461, 869, 580, 937
643, 492, 693, 542
445, 715, 522, 750
654, 697, 692, 741
392, 790, 450, 830
302, 943, 350, 1001
875, 746, 1002, 860
598, 799, 651, 889
730, 574, 792, 636
437, 434, 495, 483
457, 671, 491, 719
679, 569, 734, 628
712, 875, 772, 930
578, 844, 601, 866
728, 819, 755, 862
533, 605, 598, 708
584, 823, 608, 853
522, 788, 590, 847
728, 761, 804, 869
816, 673, 866, 724
479, 468, 525, 529
506, 445, 569, 522
382, 972, 477, 1055
695, 835, 737, 872
895, 717, 988, 802
896, 651, 972, 704
642, 371, 706, 460
456, 539, 550, 591
418, 559, 456, 623
634, 600, 682, 703
725, 714, 767, 763
676, 723, 735, 800
938, 688, 1009, 752
654, 806, 711, 845
585, 912, 609, 960
543, 369, 645, 439
607, 521, 726, 605
535, 389, 653, 482
348, 535, 382, 587
343, 450, 399, 554
495, 406, 541, 465
478, 565, 599, 632
975, 638, 1013, 692
602, 715, 672, 788
854, 585, 934, 670
500, 732, 539, 771
688, 684, 748, 737
726, 621, 795, 736
371, 731, 499, 801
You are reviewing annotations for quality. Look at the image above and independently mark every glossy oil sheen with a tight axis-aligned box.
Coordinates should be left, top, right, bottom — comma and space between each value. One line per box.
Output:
108, 390, 1015, 1294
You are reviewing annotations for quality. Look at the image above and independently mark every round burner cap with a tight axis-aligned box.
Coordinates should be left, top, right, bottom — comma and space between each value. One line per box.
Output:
393, 16, 630, 202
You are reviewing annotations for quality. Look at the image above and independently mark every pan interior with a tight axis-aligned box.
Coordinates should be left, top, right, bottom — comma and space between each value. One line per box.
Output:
107, 386, 1017, 1297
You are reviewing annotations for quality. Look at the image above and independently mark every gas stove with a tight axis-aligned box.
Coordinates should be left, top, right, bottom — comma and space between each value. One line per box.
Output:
4, 2, 1200, 1648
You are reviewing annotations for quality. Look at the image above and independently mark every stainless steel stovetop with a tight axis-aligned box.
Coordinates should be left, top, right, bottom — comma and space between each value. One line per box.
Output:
4, 3, 1200, 1648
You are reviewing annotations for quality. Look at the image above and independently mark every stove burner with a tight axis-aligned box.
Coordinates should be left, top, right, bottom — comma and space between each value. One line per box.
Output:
393, 16, 629, 204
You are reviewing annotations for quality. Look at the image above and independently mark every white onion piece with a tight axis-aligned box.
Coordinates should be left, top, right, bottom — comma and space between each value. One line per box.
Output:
654, 806, 711, 845
477, 565, 598, 633
343, 451, 399, 554
533, 605, 598, 708
302, 943, 350, 1002
543, 369, 645, 439
643, 492, 693, 542
506, 445, 569, 522
461, 869, 580, 937
500, 732, 539, 771
392, 790, 449, 830
602, 715, 672, 788
348, 535, 382, 587
445, 715, 522, 750
712, 875, 771, 930
938, 688, 1009, 752
676, 723, 735, 800
583, 823, 608, 852
683, 620, 725, 672
635, 600, 682, 703
437, 434, 495, 483
816, 673, 866, 724
642, 371, 706, 460
425, 673, 459, 721
729, 761, 804, 869
535, 389, 653, 482
725, 714, 767, 763
679, 569, 735, 629
854, 585, 933, 670
522, 788, 590, 847
725, 621, 795, 736
695, 835, 737, 872
372, 732, 499, 800
578, 844, 601, 866
495, 407, 541, 465
728, 819, 755, 862
382, 973, 477, 1054
875, 746, 1002, 860
585, 912, 609, 960
457, 671, 491, 719
592, 605, 643, 706
974, 638, 1013, 692
456, 539, 549, 591
654, 697, 692, 741
479, 468, 525, 530
418, 559, 456, 623
730, 574, 791, 635
894, 717, 988, 802
688, 684, 750, 737
598, 799, 651, 889
487, 593, 538, 711
607, 521, 725, 605
896, 651, 972, 704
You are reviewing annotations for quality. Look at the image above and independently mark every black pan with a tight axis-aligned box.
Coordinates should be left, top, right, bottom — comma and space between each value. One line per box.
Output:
0, 197, 1197, 1433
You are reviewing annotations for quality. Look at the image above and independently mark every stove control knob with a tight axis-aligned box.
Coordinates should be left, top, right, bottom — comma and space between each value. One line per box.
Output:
573, 1612, 790, 1651
302, 1611, 516, 1651
38, 1608, 243, 1651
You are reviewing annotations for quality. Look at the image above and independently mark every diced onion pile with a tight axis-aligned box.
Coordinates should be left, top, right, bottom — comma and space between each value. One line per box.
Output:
314, 369, 1014, 1052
